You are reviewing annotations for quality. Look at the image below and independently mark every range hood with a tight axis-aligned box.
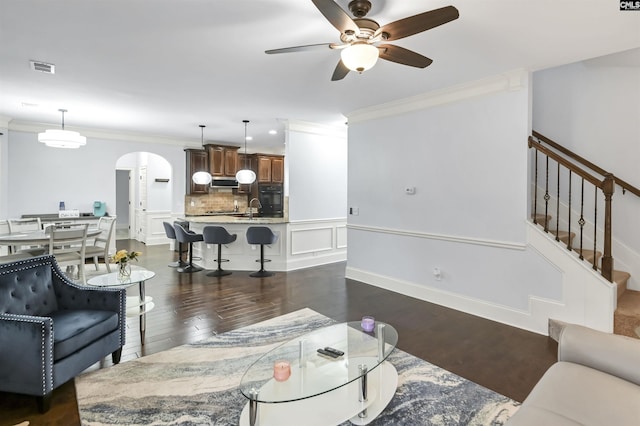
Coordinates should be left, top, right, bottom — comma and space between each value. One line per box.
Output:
210, 177, 239, 189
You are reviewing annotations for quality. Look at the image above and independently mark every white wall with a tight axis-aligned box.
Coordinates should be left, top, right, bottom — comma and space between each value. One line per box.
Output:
286, 121, 348, 221
345, 71, 572, 334
0, 122, 8, 219
532, 48, 640, 289
5, 130, 185, 218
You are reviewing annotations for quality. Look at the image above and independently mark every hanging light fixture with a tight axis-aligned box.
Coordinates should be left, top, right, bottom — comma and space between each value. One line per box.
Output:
192, 124, 213, 185
235, 120, 256, 184
38, 109, 87, 148
340, 42, 379, 73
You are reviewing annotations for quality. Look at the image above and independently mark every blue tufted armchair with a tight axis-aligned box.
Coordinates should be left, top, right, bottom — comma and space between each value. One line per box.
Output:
0, 255, 126, 412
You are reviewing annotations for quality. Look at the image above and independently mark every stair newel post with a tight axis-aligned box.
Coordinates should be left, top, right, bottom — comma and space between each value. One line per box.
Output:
544, 155, 550, 232
601, 173, 615, 282
567, 170, 572, 251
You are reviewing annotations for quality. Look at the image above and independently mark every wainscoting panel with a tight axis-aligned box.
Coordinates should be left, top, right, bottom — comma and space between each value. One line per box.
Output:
291, 227, 333, 255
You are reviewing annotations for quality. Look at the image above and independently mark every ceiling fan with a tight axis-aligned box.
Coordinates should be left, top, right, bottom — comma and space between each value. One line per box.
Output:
265, 0, 459, 81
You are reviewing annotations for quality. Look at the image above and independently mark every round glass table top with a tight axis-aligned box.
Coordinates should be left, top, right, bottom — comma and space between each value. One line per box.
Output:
86, 267, 155, 287
239, 321, 398, 403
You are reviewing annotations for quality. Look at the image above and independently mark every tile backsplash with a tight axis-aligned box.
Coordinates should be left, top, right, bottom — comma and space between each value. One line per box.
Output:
185, 192, 249, 215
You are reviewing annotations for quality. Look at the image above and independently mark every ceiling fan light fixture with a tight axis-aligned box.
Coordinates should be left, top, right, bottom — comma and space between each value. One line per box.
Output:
235, 119, 256, 185
340, 43, 379, 73
38, 109, 86, 149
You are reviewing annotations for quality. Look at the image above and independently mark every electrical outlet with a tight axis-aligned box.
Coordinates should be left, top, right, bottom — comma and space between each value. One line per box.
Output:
349, 207, 359, 215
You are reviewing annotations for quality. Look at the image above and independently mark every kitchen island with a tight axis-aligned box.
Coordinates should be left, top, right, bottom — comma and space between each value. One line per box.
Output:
184, 214, 347, 273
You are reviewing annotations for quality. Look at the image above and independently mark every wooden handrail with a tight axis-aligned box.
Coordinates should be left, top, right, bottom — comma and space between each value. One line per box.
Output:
532, 131, 640, 197
528, 137, 605, 189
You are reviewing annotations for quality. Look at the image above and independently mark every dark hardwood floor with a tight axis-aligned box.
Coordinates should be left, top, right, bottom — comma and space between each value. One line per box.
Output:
0, 240, 558, 426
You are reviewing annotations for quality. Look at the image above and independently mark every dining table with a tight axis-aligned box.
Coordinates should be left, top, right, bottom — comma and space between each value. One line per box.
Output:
0, 228, 101, 248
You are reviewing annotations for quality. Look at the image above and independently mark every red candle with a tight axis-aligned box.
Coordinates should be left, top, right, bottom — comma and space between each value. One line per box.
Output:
273, 361, 291, 382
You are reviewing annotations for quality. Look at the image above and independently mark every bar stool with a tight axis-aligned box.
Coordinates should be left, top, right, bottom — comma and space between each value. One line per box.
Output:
162, 222, 187, 268
202, 226, 237, 277
173, 222, 204, 273
246, 226, 278, 278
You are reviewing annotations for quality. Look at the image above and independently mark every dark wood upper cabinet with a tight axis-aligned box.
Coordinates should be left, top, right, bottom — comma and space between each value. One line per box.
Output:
185, 149, 209, 195
256, 155, 284, 184
206, 145, 239, 177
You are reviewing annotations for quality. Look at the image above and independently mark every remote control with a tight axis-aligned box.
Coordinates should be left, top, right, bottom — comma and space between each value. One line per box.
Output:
324, 347, 344, 357
317, 348, 339, 358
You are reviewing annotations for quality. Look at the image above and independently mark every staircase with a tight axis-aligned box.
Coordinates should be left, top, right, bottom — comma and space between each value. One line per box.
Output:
533, 211, 640, 339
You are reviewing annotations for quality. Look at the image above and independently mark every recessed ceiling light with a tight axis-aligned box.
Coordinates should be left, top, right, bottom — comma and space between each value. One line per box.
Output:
245, 136, 253, 141
21, 102, 39, 108
269, 130, 277, 135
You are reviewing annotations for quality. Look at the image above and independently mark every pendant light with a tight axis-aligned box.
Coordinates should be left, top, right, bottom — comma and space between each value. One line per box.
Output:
235, 120, 256, 184
38, 109, 87, 148
192, 124, 213, 185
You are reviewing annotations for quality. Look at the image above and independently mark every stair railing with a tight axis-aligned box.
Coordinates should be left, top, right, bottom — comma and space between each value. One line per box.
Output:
528, 132, 640, 282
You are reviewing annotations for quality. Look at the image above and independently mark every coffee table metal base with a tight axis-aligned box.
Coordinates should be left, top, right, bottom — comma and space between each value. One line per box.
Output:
239, 360, 398, 426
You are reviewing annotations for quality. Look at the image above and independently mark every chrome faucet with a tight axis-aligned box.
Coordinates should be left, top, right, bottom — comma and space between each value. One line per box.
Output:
249, 198, 262, 220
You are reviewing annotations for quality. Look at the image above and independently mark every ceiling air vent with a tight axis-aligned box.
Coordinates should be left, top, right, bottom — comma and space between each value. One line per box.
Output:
30, 60, 55, 74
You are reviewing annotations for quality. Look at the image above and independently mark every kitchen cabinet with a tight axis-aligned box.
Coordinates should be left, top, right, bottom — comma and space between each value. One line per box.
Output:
256, 155, 284, 184
185, 149, 209, 194
207, 145, 239, 177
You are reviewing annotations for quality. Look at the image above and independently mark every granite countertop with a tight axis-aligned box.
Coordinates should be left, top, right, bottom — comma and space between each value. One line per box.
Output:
185, 215, 288, 224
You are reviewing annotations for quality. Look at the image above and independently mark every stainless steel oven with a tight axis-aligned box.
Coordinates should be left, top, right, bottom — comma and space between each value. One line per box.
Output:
257, 184, 283, 217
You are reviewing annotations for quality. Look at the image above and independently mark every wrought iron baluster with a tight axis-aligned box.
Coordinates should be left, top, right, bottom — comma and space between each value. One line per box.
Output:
544, 156, 550, 232
578, 179, 585, 260
593, 187, 598, 270
555, 162, 560, 242
533, 149, 539, 224
567, 171, 572, 250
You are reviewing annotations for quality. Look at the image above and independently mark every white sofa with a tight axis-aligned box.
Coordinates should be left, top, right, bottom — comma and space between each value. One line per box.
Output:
507, 324, 640, 425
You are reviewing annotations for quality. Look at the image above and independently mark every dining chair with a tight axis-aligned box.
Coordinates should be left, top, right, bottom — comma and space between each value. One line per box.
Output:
7, 218, 45, 255
84, 217, 116, 272
48, 223, 89, 284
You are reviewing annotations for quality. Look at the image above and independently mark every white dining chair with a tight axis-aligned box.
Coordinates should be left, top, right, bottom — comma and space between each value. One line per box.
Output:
48, 223, 89, 284
7, 217, 45, 255
84, 217, 116, 272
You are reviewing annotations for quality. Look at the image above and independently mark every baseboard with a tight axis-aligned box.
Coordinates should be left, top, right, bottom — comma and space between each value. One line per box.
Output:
346, 266, 549, 336
285, 250, 347, 271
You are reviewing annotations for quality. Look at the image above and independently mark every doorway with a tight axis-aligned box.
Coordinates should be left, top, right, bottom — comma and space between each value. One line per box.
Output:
115, 169, 133, 240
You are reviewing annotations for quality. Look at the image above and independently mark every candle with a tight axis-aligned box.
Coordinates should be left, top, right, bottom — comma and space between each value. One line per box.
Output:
361, 316, 375, 332
273, 361, 291, 382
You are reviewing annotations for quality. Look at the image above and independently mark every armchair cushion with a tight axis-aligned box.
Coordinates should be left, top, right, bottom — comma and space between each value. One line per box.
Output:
0, 265, 58, 316
50, 309, 119, 361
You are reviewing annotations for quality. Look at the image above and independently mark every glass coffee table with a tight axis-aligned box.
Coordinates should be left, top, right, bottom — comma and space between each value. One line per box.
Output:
87, 267, 155, 344
239, 321, 398, 426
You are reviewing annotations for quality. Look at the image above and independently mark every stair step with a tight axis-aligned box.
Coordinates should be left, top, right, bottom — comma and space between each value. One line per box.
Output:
532, 214, 552, 226
550, 230, 575, 246
574, 248, 602, 266
614, 290, 640, 339
613, 270, 631, 300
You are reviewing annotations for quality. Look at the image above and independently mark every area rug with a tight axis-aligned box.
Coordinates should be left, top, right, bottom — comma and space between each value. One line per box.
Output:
76, 308, 519, 425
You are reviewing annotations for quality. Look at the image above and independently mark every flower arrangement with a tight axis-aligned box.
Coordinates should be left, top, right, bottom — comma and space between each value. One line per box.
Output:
110, 249, 142, 265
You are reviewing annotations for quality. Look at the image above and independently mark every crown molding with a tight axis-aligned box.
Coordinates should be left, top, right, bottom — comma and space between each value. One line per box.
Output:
347, 69, 529, 124
285, 119, 348, 139
7, 120, 201, 148
0, 116, 11, 128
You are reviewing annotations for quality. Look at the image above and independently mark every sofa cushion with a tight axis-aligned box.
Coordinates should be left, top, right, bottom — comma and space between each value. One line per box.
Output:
50, 309, 119, 361
508, 361, 640, 425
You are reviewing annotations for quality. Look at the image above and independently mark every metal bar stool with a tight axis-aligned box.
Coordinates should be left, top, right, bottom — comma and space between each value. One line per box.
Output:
202, 226, 237, 277
173, 222, 204, 273
246, 226, 278, 278
162, 222, 187, 268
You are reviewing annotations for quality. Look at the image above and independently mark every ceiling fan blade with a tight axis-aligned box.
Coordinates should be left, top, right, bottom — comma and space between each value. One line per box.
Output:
378, 44, 433, 68
311, 0, 360, 35
377, 6, 459, 41
331, 60, 350, 81
266, 43, 334, 54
